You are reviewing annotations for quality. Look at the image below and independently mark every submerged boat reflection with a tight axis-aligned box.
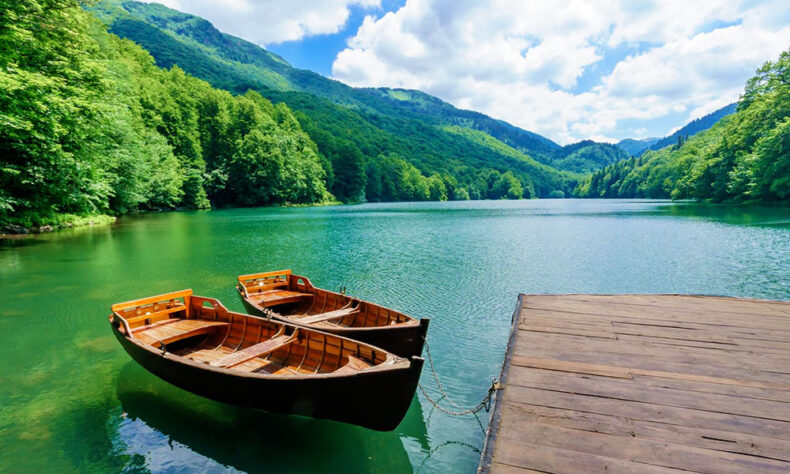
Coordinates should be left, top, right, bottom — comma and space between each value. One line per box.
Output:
114, 362, 421, 473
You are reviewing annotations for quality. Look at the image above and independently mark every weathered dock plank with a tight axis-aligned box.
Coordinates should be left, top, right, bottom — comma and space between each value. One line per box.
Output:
479, 294, 790, 473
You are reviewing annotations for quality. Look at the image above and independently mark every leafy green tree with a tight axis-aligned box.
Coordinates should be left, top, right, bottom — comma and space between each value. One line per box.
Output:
427, 174, 448, 201
331, 141, 366, 201
228, 129, 283, 205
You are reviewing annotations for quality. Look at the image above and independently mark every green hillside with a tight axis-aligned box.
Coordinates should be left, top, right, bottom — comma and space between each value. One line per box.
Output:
89, 0, 577, 200
542, 140, 630, 174
574, 51, 790, 204
616, 104, 737, 158
646, 103, 737, 153
93, 1, 561, 159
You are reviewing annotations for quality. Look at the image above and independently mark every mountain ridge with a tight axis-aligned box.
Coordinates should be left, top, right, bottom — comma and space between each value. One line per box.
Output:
646, 103, 737, 152
90, 0, 581, 200
89, 0, 741, 196
93, 1, 562, 160
616, 137, 660, 156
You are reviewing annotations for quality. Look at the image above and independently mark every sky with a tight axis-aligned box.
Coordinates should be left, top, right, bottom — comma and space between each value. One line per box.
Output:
144, 0, 790, 145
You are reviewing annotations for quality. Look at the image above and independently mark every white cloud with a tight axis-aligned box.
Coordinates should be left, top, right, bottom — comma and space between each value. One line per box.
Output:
142, 0, 380, 45
332, 0, 790, 143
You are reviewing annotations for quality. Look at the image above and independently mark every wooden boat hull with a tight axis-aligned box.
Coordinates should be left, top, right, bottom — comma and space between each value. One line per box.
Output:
110, 323, 424, 431
240, 297, 429, 358
236, 271, 429, 358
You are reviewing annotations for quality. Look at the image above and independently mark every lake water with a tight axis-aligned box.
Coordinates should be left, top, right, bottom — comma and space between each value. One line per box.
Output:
1, 199, 789, 473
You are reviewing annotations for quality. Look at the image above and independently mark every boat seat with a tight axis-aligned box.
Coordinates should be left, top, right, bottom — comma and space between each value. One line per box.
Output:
334, 355, 371, 375
135, 319, 229, 346
124, 303, 188, 326
297, 307, 360, 325
253, 289, 313, 308
131, 318, 181, 334
210, 334, 295, 368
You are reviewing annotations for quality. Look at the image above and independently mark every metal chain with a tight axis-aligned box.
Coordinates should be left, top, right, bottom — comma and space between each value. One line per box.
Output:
422, 340, 464, 409
418, 339, 501, 417
418, 379, 498, 417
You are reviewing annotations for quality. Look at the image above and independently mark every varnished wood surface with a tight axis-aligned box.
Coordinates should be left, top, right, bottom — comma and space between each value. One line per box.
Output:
210, 333, 296, 368
113, 291, 394, 376
135, 319, 229, 346
296, 307, 361, 325
253, 289, 313, 307
481, 294, 790, 474
237, 270, 429, 357
110, 291, 424, 431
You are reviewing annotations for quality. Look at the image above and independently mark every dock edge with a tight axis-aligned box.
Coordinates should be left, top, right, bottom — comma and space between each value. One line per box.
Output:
477, 293, 523, 473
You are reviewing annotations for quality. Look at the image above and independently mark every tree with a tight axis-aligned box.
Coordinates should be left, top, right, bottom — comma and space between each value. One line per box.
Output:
331, 141, 366, 202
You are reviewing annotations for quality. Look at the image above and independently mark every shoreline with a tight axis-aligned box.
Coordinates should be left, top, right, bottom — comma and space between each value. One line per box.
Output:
0, 201, 344, 237
1, 215, 117, 237
4, 198, 787, 237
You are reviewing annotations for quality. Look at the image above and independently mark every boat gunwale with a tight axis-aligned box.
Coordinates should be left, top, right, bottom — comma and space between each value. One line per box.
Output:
109, 309, 418, 382
236, 273, 425, 330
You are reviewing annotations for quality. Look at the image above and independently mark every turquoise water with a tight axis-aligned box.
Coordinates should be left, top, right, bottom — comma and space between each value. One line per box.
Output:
1, 199, 789, 472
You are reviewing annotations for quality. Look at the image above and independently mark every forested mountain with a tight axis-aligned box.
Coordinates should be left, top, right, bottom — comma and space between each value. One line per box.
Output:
540, 141, 630, 174
646, 103, 737, 153
91, 1, 561, 161
89, 0, 577, 202
575, 52, 790, 204
1, 0, 330, 228
615, 104, 736, 157
617, 138, 660, 156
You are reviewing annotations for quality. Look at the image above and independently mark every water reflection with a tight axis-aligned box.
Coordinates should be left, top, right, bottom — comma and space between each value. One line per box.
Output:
657, 202, 790, 226
114, 363, 419, 473
3, 200, 790, 473
0, 235, 45, 250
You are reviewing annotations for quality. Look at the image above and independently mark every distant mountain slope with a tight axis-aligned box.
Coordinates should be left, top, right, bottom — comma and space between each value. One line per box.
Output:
647, 103, 737, 152
90, 0, 576, 199
91, 1, 560, 161
544, 140, 630, 174
616, 137, 660, 156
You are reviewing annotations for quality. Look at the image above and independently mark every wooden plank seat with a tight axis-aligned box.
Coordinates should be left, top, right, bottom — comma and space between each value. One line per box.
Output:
334, 355, 371, 375
135, 319, 229, 346
131, 318, 181, 334
296, 307, 360, 325
253, 289, 313, 307
210, 334, 296, 368
125, 304, 187, 326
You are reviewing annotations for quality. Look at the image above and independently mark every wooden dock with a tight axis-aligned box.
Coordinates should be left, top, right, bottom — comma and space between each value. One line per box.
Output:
479, 294, 790, 473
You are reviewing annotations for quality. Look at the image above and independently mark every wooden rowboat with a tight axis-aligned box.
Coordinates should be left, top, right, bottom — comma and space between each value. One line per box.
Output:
109, 289, 424, 431
236, 270, 429, 358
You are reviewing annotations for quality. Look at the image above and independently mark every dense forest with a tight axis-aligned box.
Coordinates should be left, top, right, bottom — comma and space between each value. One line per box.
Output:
0, 0, 585, 229
2, 1, 787, 230
1, 0, 330, 228
575, 51, 790, 204
542, 140, 629, 174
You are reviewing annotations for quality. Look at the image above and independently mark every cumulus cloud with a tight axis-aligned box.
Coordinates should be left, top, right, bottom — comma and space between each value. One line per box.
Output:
143, 0, 380, 45
332, 0, 790, 143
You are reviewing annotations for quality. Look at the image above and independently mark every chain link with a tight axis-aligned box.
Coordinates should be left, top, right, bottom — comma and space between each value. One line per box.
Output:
418, 339, 501, 417
418, 380, 498, 416
422, 340, 465, 409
